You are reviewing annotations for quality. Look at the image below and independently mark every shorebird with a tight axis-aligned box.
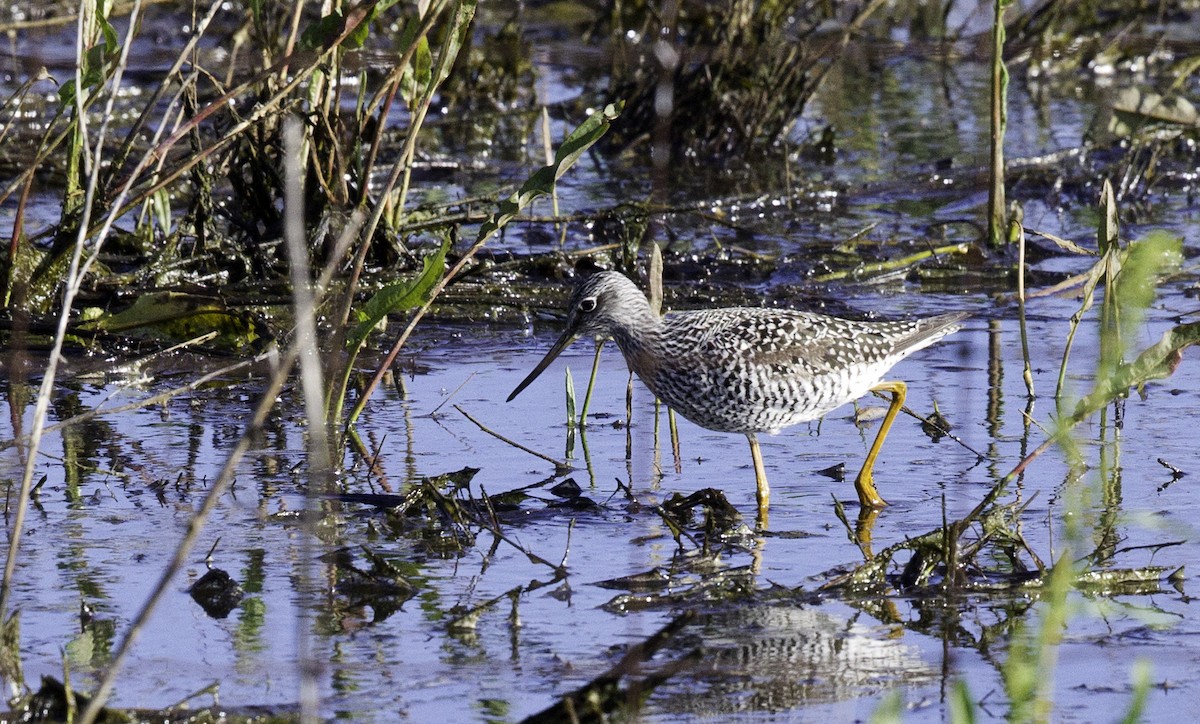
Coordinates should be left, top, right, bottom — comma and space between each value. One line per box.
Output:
508, 271, 966, 519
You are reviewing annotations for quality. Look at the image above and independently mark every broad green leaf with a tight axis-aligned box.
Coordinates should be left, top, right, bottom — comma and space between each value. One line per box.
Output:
412, 36, 432, 100
151, 187, 172, 235
300, 13, 346, 51
57, 78, 77, 106
83, 45, 109, 87
343, 6, 376, 49
1112, 230, 1183, 334
1071, 320, 1200, 424
1058, 231, 1181, 405
431, 0, 474, 89
475, 101, 623, 244
97, 10, 118, 55
348, 238, 449, 349
300, 2, 380, 51
1102, 230, 1181, 378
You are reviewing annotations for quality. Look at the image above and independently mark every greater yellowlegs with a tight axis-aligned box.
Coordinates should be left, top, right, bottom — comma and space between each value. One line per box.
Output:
508, 271, 966, 517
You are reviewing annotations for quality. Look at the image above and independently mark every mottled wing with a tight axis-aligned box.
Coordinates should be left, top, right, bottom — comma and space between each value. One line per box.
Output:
683, 309, 899, 376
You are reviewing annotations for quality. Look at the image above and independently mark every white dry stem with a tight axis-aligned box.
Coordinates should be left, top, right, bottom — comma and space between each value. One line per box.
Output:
283, 118, 331, 723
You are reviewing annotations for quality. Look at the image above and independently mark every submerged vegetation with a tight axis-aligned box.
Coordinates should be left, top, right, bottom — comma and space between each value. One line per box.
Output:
1, 0, 1199, 721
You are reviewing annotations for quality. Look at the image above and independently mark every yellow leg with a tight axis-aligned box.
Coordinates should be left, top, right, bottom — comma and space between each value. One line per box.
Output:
855, 380, 907, 509
855, 507, 880, 559
747, 433, 769, 527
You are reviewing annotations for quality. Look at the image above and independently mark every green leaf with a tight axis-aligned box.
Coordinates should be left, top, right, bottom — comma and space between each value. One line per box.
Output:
344, 9, 375, 49
347, 238, 449, 349
1071, 320, 1200, 426
948, 680, 976, 724
868, 690, 903, 724
1097, 178, 1118, 254
1112, 230, 1183, 333
402, 0, 473, 106
300, 13, 346, 51
416, 34, 433, 85
1102, 230, 1182, 377
97, 11, 119, 55
1084, 320, 1200, 413
150, 187, 172, 235
1120, 660, 1152, 724
474, 101, 623, 245
431, 0, 474, 89
300, 2, 380, 51
82, 45, 109, 88
57, 78, 77, 106
412, 36, 432, 100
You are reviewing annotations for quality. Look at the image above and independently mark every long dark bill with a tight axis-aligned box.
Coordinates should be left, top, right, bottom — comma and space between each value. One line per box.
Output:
506, 327, 580, 402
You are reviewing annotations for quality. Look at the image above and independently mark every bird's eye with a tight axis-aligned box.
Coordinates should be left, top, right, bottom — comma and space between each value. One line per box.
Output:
579, 297, 597, 313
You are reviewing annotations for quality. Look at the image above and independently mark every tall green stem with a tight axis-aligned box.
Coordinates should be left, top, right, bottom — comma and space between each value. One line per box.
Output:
987, 0, 1011, 248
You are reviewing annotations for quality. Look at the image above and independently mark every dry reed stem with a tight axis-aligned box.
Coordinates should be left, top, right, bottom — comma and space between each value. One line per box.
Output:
283, 118, 330, 721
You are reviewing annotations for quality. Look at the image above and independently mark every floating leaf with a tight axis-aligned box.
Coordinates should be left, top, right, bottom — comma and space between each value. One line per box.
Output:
1028, 228, 1097, 256
1110, 87, 1200, 131
78, 291, 269, 350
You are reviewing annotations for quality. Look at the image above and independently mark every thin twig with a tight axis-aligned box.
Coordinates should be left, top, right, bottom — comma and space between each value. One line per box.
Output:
873, 393, 986, 461
454, 405, 571, 474
475, 485, 567, 573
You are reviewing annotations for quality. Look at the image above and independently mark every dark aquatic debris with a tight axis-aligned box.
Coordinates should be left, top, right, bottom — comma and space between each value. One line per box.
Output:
594, 567, 673, 592
815, 462, 845, 480
188, 567, 244, 619
331, 467, 609, 525
820, 490, 1180, 598
662, 488, 740, 530
13, 677, 113, 724
549, 478, 582, 498
8, 674, 300, 722
602, 566, 758, 614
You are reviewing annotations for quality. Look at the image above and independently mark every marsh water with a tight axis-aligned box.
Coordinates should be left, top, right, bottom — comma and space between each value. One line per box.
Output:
4, 3, 1200, 722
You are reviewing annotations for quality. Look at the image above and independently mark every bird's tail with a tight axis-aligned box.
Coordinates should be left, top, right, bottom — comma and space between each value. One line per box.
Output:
898, 311, 970, 354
